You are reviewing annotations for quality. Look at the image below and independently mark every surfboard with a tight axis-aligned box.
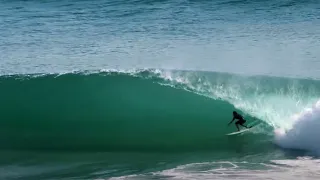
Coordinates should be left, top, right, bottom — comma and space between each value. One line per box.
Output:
226, 128, 251, 136
226, 120, 260, 136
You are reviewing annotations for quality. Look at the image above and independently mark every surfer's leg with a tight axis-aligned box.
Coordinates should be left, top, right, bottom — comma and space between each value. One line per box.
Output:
240, 120, 249, 128
240, 123, 248, 128
235, 121, 240, 131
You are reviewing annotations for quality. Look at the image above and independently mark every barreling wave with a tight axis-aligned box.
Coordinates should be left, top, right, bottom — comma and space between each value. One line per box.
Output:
0, 69, 319, 153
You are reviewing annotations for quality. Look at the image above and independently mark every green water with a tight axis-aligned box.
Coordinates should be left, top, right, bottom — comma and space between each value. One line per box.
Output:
0, 70, 271, 152
0, 150, 290, 180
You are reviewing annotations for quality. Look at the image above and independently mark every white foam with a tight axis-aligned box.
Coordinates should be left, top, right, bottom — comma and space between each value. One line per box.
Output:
109, 159, 320, 180
274, 100, 320, 155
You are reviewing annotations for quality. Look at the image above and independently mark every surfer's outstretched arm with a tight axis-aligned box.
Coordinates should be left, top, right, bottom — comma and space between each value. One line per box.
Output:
228, 118, 235, 125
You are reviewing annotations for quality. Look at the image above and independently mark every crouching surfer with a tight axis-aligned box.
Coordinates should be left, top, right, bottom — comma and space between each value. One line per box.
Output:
228, 111, 251, 131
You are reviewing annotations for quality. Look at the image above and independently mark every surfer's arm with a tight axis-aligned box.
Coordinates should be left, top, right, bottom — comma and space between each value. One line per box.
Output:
228, 117, 235, 125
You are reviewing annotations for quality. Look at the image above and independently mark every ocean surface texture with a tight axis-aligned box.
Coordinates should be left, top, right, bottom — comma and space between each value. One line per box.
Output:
1, 0, 320, 179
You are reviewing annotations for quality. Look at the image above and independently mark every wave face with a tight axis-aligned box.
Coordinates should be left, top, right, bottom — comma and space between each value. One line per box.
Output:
0, 69, 319, 153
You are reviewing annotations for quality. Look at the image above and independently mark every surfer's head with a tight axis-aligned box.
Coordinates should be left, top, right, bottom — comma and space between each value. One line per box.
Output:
233, 111, 237, 115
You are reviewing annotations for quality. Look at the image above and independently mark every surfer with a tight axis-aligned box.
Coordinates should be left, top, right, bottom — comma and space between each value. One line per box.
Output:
228, 111, 250, 131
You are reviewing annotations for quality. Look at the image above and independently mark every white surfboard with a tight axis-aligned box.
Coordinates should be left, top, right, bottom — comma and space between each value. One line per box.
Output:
226, 120, 260, 136
226, 128, 251, 136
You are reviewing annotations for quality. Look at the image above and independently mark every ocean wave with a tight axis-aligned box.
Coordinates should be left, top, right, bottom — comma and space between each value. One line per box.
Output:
0, 69, 318, 153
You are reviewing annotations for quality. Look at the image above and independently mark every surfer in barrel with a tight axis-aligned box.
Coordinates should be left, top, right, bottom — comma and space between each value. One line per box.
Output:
228, 111, 251, 131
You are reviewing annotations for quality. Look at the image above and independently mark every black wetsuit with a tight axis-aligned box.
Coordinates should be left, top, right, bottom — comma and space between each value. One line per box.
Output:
229, 112, 249, 131
233, 114, 246, 125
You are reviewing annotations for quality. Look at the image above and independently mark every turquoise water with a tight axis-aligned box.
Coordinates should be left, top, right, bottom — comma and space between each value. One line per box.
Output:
1, 0, 320, 179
